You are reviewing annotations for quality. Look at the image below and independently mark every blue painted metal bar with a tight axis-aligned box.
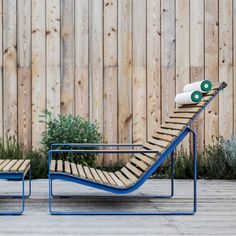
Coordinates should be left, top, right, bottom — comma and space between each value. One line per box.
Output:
48, 127, 197, 215
0, 164, 32, 215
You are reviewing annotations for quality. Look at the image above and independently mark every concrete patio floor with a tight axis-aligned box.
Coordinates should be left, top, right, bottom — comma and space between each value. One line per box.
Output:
0, 179, 236, 235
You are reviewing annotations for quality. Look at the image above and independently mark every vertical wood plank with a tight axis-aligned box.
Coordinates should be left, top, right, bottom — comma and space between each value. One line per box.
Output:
103, 0, 118, 165
118, 0, 132, 163
17, 0, 32, 149
133, 0, 146, 143
90, 0, 103, 165
190, 0, 205, 151
205, 0, 219, 145
32, 0, 46, 148
176, 0, 190, 151
75, 0, 89, 118
46, 0, 60, 117
147, 0, 161, 138
161, 0, 175, 122
3, 0, 17, 138
61, 0, 75, 114
234, 0, 236, 135
0, 0, 3, 138
219, 0, 233, 138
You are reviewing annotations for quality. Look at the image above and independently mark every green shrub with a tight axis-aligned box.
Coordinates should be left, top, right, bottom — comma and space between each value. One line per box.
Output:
41, 112, 102, 167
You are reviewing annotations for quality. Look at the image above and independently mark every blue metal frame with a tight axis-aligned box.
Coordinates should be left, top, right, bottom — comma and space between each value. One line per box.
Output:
48, 127, 197, 215
0, 164, 32, 215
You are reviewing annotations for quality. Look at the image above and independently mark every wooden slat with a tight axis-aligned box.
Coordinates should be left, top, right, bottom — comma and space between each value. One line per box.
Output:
103, 171, 116, 186
212, 82, 222, 90
64, 161, 71, 174
57, 160, 63, 172
90, 168, 102, 182
169, 113, 195, 119
46, 0, 60, 117
147, 0, 161, 138
3, 0, 17, 138
118, 0, 132, 163
125, 162, 143, 177
2, 160, 17, 172
61, 0, 75, 114
174, 107, 200, 113
0, 160, 5, 165
77, 164, 86, 178
134, 154, 155, 165
142, 143, 164, 153
71, 163, 79, 176
0, 160, 11, 171
161, 123, 185, 131
121, 167, 138, 182
17, 0, 32, 149
165, 118, 190, 125
50, 160, 56, 172
103, 0, 118, 165
109, 172, 125, 188
32, 0, 46, 148
130, 157, 149, 171
148, 137, 170, 147
75, 0, 89, 118
83, 166, 93, 181
152, 132, 174, 142
115, 171, 132, 186
156, 127, 179, 136
96, 169, 109, 184
10, 160, 24, 172
18, 160, 30, 172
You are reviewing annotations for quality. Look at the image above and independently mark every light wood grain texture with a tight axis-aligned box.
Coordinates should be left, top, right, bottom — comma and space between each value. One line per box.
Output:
17, 0, 31, 149
147, 0, 161, 138
18, 159, 30, 172
204, 0, 219, 145
32, 0, 46, 148
190, 0, 205, 152
61, 0, 74, 114
46, 0, 60, 117
132, 0, 146, 144
50, 160, 56, 172
176, 0, 190, 151
3, 0, 17, 138
75, 0, 89, 118
219, 0, 233, 138
161, 0, 175, 122
0, 0, 3, 138
103, 0, 118, 166
90, 0, 104, 166
10, 159, 24, 172
118, 0, 132, 163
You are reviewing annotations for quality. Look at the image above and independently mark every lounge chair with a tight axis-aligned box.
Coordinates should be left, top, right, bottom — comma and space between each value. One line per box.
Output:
0, 159, 31, 215
48, 82, 227, 215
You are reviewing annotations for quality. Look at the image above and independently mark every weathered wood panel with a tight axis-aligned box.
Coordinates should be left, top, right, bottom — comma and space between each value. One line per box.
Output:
0, 0, 235, 164
32, 0, 46, 148
3, 0, 17, 138
17, 0, 32, 149
103, 0, 118, 165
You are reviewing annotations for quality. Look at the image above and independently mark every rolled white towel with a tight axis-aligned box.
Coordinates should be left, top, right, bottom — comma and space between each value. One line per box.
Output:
183, 80, 212, 93
175, 91, 202, 106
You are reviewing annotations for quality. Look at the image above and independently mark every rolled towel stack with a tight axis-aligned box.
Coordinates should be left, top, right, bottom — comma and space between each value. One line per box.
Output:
175, 80, 213, 106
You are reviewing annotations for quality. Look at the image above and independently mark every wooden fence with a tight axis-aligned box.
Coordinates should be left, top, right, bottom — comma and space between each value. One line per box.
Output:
0, 0, 235, 165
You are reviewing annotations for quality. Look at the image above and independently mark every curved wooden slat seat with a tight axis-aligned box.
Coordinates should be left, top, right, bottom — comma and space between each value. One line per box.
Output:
48, 82, 227, 215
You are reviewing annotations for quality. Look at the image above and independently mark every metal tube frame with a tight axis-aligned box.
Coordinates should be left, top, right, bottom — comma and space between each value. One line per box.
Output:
0, 165, 32, 215
48, 126, 197, 215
